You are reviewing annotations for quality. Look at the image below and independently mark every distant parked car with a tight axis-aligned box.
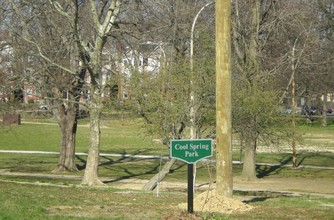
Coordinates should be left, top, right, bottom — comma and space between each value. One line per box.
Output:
282, 107, 292, 114
301, 106, 317, 115
39, 105, 48, 110
310, 106, 317, 115
326, 108, 333, 114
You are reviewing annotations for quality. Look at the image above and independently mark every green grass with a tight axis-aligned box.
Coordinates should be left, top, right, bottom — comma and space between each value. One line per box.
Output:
0, 182, 187, 219
99, 118, 166, 155
0, 124, 61, 151
1, 151, 334, 188
231, 197, 334, 219
1, 116, 333, 160
0, 182, 334, 219
1, 114, 334, 182
0, 117, 165, 155
1, 113, 334, 219
255, 152, 334, 167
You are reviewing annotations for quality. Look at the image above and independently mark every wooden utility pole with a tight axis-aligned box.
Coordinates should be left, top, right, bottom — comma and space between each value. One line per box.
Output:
215, 0, 233, 197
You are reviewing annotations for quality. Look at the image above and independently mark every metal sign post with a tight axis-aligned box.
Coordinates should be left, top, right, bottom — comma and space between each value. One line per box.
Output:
170, 139, 212, 213
188, 163, 194, 213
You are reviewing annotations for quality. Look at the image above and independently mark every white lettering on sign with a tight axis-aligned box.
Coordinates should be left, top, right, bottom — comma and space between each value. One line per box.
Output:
185, 151, 199, 157
189, 143, 209, 151
170, 139, 212, 163
175, 143, 188, 150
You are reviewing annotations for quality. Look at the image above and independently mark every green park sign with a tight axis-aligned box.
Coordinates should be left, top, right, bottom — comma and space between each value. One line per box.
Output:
170, 139, 213, 164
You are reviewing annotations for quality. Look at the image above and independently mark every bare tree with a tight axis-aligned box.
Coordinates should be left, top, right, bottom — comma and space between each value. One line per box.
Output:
66, 0, 123, 186
316, 0, 334, 126
4, 0, 88, 172
5, 0, 123, 185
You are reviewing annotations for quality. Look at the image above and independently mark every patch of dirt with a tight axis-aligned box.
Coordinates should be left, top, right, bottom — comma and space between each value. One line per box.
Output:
47, 205, 109, 218
112, 176, 334, 200
162, 211, 203, 220
1, 169, 333, 198
178, 189, 253, 214
47, 204, 151, 219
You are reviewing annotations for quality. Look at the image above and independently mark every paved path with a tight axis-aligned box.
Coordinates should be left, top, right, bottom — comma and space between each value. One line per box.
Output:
1, 150, 334, 198
1, 170, 333, 199
1, 150, 334, 170
0, 150, 169, 160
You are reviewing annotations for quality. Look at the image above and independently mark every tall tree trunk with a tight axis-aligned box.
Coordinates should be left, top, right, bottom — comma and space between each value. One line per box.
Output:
54, 108, 78, 172
81, 89, 104, 186
53, 67, 86, 173
241, 139, 257, 181
143, 159, 176, 191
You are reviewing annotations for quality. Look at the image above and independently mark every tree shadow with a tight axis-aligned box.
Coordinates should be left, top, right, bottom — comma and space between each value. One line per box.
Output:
99, 149, 152, 166
257, 152, 334, 178
237, 190, 297, 204
242, 196, 269, 204
256, 155, 292, 178
296, 152, 334, 167
75, 149, 154, 171
75, 155, 86, 171
103, 158, 188, 184
103, 164, 160, 183
102, 151, 182, 183
169, 162, 187, 173
75, 149, 166, 182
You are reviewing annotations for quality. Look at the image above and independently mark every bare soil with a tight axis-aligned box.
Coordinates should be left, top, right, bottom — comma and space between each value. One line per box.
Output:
2, 169, 332, 197
114, 176, 334, 214
109, 176, 334, 214
1, 169, 334, 215
110, 176, 334, 197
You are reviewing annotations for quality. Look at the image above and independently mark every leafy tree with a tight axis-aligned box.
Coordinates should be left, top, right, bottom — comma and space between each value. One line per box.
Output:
231, 0, 291, 179
122, 0, 216, 190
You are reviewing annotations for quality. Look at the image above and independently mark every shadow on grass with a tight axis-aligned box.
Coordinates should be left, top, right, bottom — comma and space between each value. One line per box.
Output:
75, 149, 153, 171
243, 196, 269, 203
256, 152, 334, 179
75, 149, 167, 183
169, 163, 187, 174
103, 164, 160, 183
237, 190, 298, 204
76, 156, 87, 170
297, 152, 334, 167
102, 154, 187, 183
256, 154, 292, 178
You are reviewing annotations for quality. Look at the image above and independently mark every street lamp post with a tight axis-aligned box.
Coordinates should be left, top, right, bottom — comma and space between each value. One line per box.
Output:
291, 34, 302, 168
190, 1, 214, 140
188, 2, 214, 213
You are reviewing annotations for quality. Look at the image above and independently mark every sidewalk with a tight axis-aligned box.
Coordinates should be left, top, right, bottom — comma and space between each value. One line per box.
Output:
1, 169, 333, 198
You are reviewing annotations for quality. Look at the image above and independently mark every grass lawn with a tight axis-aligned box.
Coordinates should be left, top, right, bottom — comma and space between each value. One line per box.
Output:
1, 112, 334, 219
1, 113, 334, 180
0, 116, 165, 155
0, 181, 334, 219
